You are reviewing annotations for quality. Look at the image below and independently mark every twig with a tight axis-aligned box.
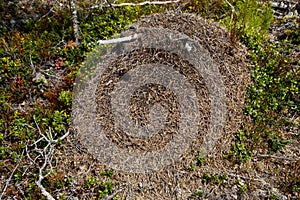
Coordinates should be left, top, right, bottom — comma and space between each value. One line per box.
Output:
35, 145, 55, 200
27, 117, 70, 200
38, 7, 55, 21
256, 154, 299, 161
32, 116, 70, 145
0, 104, 69, 199
0, 152, 23, 200
29, 54, 36, 75
199, 166, 269, 185
32, 127, 69, 200
102, 187, 125, 200
226, 173, 268, 185
223, 0, 236, 23
91, 0, 181, 9
97, 35, 138, 44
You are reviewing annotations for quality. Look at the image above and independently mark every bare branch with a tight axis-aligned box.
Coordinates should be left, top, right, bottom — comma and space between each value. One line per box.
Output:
256, 154, 299, 161
22, 117, 71, 200
0, 151, 23, 200
102, 187, 125, 200
223, 0, 237, 24
31, 126, 70, 200
70, 0, 80, 44
226, 173, 268, 185
97, 34, 138, 44
91, 0, 181, 9
35, 145, 55, 200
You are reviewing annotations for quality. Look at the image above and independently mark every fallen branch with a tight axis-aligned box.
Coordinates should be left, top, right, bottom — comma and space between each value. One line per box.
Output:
256, 154, 299, 161
97, 34, 137, 44
91, 0, 181, 9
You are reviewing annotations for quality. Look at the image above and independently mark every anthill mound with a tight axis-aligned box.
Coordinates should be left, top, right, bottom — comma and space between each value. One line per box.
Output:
68, 12, 252, 199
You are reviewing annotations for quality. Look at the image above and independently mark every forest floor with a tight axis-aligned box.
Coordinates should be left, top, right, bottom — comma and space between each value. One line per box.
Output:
0, 0, 299, 199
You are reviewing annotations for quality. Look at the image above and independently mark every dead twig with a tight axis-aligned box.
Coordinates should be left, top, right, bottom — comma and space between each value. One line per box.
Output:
0, 151, 23, 200
223, 0, 236, 24
256, 154, 299, 161
21, 116, 71, 200
102, 187, 125, 200
226, 173, 268, 185
91, 0, 181, 9
35, 144, 55, 200
97, 35, 137, 44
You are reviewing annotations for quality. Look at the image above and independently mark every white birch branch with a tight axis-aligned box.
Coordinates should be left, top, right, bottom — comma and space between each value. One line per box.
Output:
70, 0, 80, 44
97, 34, 138, 44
